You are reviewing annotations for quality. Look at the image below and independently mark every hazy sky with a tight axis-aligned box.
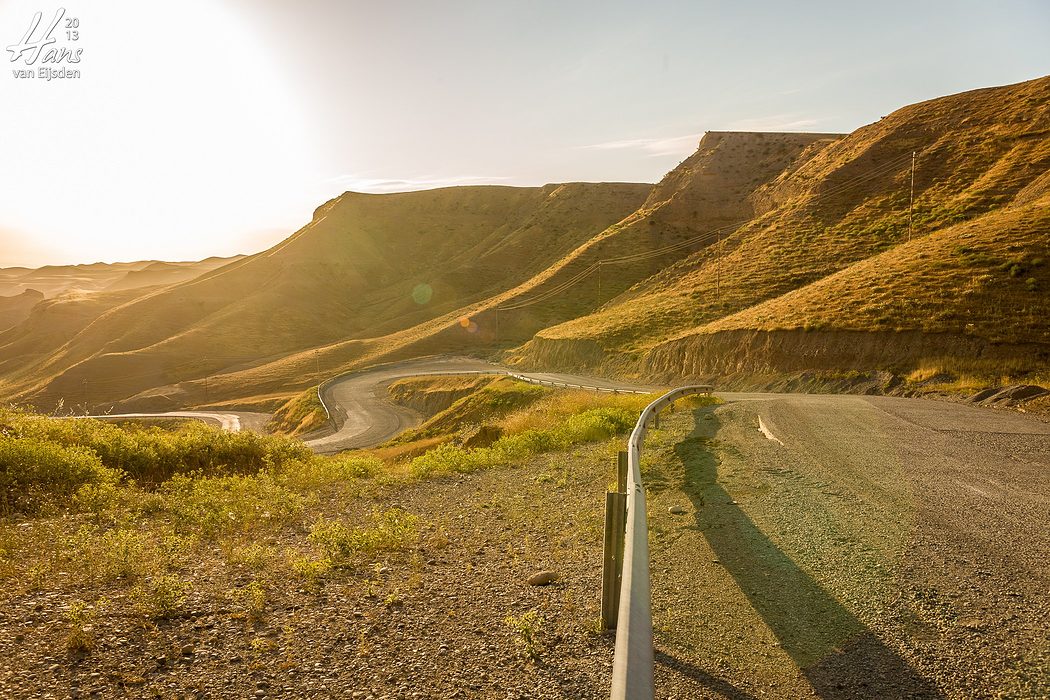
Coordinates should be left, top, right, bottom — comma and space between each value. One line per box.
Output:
1, 0, 1048, 267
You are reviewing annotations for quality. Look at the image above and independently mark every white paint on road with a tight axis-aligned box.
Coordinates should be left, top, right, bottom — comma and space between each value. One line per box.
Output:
953, 478, 996, 500
758, 416, 784, 446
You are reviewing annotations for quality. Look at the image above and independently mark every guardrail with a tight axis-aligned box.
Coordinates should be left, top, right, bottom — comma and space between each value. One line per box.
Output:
506, 373, 652, 395
608, 385, 713, 700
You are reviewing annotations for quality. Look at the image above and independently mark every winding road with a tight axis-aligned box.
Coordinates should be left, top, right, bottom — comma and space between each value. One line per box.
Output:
57, 410, 271, 432
63, 356, 659, 452
60, 355, 1050, 694
303, 356, 658, 454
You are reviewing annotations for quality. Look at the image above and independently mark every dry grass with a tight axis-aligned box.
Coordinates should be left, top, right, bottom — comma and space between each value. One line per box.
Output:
517, 77, 1050, 379
0, 379, 680, 614
267, 386, 327, 437
2, 184, 648, 411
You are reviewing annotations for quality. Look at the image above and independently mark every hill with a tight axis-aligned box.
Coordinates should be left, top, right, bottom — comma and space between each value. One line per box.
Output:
99, 133, 841, 412
103, 257, 245, 292
0, 184, 649, 410
509, 76, 1050, 388
0, 289, 43, 332
3, 77, 1048, 412
0, 257, 243, 299
0, 261, 149, 298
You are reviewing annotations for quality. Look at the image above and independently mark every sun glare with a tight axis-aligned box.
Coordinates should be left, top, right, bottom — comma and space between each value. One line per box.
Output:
0, 0, 321, 265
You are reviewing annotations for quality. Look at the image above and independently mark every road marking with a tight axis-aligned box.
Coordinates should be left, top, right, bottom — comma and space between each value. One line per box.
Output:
954, 478, 996, 500
758, 416, 784, 446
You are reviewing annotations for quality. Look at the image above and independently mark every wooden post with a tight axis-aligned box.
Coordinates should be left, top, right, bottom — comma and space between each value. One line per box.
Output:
601, 490, 627, 630
617, 451, 628, 494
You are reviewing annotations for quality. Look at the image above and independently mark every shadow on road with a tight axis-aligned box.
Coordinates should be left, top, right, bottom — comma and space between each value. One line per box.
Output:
655, 650, 760, 700
674, 407, 940, 699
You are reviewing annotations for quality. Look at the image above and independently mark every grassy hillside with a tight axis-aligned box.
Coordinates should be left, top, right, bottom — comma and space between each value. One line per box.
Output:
0, 257, 240, 299
0, 289, 43, 333
0, 184, 648, 411
511, 76, 1050, 385
5, 77, 1048, 412
101, 132, 839, 412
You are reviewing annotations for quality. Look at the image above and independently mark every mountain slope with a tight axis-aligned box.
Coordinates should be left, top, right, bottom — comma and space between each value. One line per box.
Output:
98, 133, 843, 411
0, 289, 43, 332
511, 76, 1050, 381
5, 77, 1049, 412
1, 183, 649, 409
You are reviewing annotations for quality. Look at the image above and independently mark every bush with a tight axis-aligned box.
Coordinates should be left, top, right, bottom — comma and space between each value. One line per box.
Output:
275, 454, 382, 493
158, 473, 303, 540
0, 435, 120, 514
308, 509, 420, 564
5, 413, 310, 485
408, 406, 638, 478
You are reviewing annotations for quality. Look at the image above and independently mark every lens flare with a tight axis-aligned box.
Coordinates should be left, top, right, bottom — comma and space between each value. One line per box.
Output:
412, 283, 433, 304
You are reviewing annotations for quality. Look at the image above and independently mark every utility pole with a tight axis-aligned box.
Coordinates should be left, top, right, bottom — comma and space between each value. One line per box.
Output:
597, 261, 602, 307
715, 231, 722, 308
909, 151, 916, 242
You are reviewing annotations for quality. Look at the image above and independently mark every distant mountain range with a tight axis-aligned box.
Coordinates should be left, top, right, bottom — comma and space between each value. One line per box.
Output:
1, 75, 1047, 412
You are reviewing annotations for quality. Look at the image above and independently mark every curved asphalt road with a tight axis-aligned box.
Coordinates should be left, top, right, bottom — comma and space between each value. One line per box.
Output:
648, 391, 1050, 697
61, 357, 658, 449
303, 356, 659, 454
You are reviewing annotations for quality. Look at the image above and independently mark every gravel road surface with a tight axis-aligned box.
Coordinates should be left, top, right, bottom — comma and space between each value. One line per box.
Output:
645, 392, 1050, 698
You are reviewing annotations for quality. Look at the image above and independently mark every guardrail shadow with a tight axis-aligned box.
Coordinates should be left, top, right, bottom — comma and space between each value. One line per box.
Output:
674, 407, 940, 699
655, 650, 761, 700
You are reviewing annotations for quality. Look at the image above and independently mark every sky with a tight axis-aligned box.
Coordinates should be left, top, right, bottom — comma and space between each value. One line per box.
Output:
1, 0, 1048, 267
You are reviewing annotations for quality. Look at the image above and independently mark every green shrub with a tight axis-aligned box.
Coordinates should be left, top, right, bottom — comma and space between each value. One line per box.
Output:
308, 509, 420, 564
133, 574, 186, 619
504, 609, 546, 660
408, 406, 637, 478
70, 525, 186, 583
0, 435, 120, 514
5, 413, 309, 485
158, 473, 303, 540
275, 454, 382, 492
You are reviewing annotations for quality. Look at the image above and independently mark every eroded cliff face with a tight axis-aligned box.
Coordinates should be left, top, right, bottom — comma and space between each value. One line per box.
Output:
641, 131, 844, 226
510, 326, 1049, 395
639, 328, 1049, 381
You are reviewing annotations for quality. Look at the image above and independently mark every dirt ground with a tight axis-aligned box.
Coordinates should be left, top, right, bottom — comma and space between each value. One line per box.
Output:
2, 396, 1047, 698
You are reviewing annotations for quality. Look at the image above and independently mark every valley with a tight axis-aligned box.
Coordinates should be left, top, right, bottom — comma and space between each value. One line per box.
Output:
1, 70, 1048, 700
